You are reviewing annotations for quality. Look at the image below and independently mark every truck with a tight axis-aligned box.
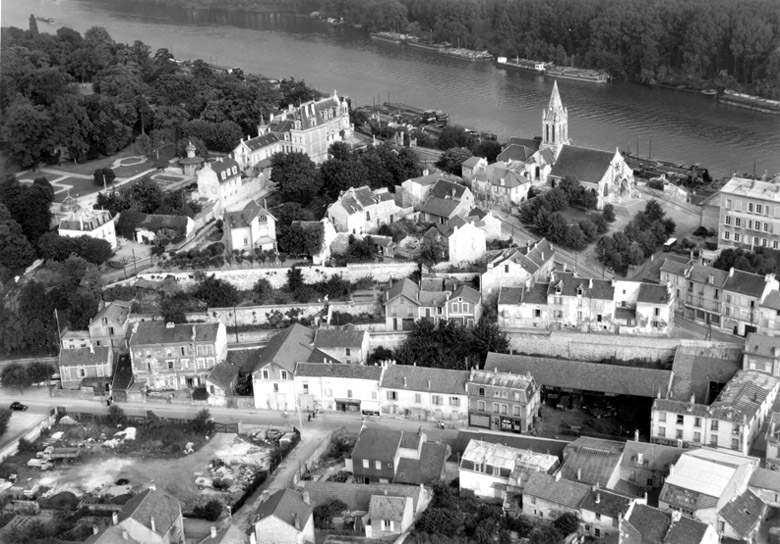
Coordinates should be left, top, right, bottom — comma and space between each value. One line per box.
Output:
38, 446, 81, 463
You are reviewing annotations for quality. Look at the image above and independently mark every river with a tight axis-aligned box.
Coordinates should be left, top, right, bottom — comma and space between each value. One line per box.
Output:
4, 0, 780, 178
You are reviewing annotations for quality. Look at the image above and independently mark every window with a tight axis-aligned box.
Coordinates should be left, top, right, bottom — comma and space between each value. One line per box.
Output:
694, 417, 701, 428
500, 404, 508, 415
735, 217, 741, 227
654, 308, 660, 316
732, 438, 740, 450
478, 387, 485, 397
477, 400, 485, 411
346, 348, 351, 356
725, 216, 732, 225
347, 389, 353, 398
693, 432, 701, 443
726, 199, 732, 208
659, 426, 666, 438
108, 327, 115, 335
375, 460, 381, 470
415, 393, 422, 404
514, 392, 521, 401
595, 513, 601, 522
504, 265, 509, 273
597, 314, 603, 322
775, 241, 779, 250
534, 309, 541, 318
676, 415, 684, 425
382, 520, 392, 531
167, 361, 174, 370
273, 383, 279, 393
493, 403, 499, 413
733, 424, 741, 435
449, 397, 460, 407
724, 231, 730, 240
281, 370, 288, 380
432, 395, 442, 405
676, 430, 683, 439
494, 390, 500, 397
734, 233, 741, 242
513, 405, 521, 416
363, 459, 369, 469
501, 391, 508, 398
452, 303, 460, 313
748, 203, 754, 212
757, 204, 763, 214
387, 391, 398, 400
79, 368, 86, 377
303, 384, 309, 394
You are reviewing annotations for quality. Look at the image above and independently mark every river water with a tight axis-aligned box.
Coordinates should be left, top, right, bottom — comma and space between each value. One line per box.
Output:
4, 0, 780, 178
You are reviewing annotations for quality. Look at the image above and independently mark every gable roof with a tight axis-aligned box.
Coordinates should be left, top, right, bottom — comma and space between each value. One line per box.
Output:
90, 301, 131, 327
418, 196, 460, 219
718, 490, 765, 538
562, 437, 624, 487
430, 179, 467, 200
637, 283, 671, 304
60, 346, 111, 368
299, 481, 423, 512
624, 504, 711, 544
130, 322, 221, 347
453, 430, 568, 459
352, 428, 402, 462
118, 488, 181, 535
450, 285, 481, 304
670, 340, 742, 404
294, 362, 383, 381
369, 495, 410, 521
206, 362, 239, 390
333, 186, 395, 216
579, 488, 633, 518
707, 369, 780, 423
227, 348, 262, 374
523, 472, 590, 509
225, 200, 273, 230
506, 137, 541, 151
496, 144, 536, 163
749, 466, 780, 492
549, 145, 616, 183
486, 239, 555, 275
724, 268, 770, 297
461, 156, 483, 168
761, 289, 780, 311
548, 271, 614, 300
380, 365, 469, 396
660, 258, 689, 277
253, 324, 315, 374
313, 329, 367, 349
385, 278, 420, 305
497, 286, 524, 305
241, 132, 279, 152
485, 352, 673, 398
621, 440, 683, 473
395, 442, 449, 485
255, 489, 312, 530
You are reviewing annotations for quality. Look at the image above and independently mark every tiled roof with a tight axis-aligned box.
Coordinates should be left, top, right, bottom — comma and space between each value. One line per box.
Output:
487, 163, 529, 188
227, 348, 262, 374
369, 495, 409, 521
653, 398, 711, 418
255, 489, 312, 529
561, 437, 624, 487
659, 482, 718, 512
637, 283, 671, 304
333, 186, 394, 216
430, 179, 468, 200
305, 348, 341, 365
294, 363, 383, 381
708, 369, 780, 422
523, 472, 590, 509
418, 196, 460, 219
206, 362, 239, 390
208, 157, 240, 181
60, 346, 111, 368
724, 268, 770, 297
352, 428, 402, 462
718, 490, 765, 538
111, 354, 133, 391
659, 258, 689, 276
620, 441, 683, 473
450, 285, 481, 305
299, 481, 422, 512
405, 173, 457, 187
253, 324, 315, 374
685, 263, 728, 286
761, 289, 780, 311
485, 352, 672, 398
242, 132, 279, 152
486, 239, 554, 274
313, 329, 366, 349
130, 322, 221, 347
118, 488, 181, 535
381, 365, 469, 396
496, 144, 536, 163
395, 442, 449, 485
549, 145, 616, 183
497, 286, 524, 305
198, 525, 247, 544
225, 200, 273, 230
461, 156, 483, 168
385, 278, 419, 305
749, 467, 780, 492
418, 290, 449, 308
579, 488, 633, 518
90, 301, 131, 327
624, 504, 670, 543
665, 515, 712, 544
670, 340, 742, 403
521, 283, 550, 305
548, 271, 614, 300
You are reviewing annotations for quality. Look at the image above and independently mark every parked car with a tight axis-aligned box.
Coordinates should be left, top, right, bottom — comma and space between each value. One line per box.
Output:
10, 402, 28, 412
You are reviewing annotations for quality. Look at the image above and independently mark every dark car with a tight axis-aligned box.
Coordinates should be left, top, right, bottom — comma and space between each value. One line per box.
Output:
10, 402, 28, 412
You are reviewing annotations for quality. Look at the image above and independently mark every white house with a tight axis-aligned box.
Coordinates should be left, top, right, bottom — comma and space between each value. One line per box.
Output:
326, 186, 404, 235
379, 364, 469, 422
253, 489, 315, 544
400, 172, 460, 208
59, 208, 117, 249
225, 200, 277, 253
481, 239, 555, 294
197, 157, 263, 214
253, 324, 316, 411
363, 495, 414, 539
294, 363, 383, 414
232, 130, 281, 171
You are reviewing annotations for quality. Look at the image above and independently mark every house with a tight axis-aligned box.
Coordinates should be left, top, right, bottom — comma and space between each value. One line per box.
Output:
59, 345, 114, 390
363, 495, 414, 538
129, 321, 228, 391
743, 332, 780, 376
380, 364, 469, 422
85, 485, 185, 544
522, 471, 590, 520
481, 239, 555, 294
252, 324, 316, 411
61, 330, 92, 350
470, 159, 531, 205
758, 289, 780, 336
619, 503, 719, 544
651, 370, 780, 455
326, 186, 404, 235
197, 157, 263, 214
717, 174, 780, 251
579, 487, 636, 540
88, 300, 132, 351
723, 267, 779, 336
383, 278, 481, 330
197, 525, 250, 544
425, 218, 487, 265
267, 90, 353, 164
561, 437, 624, 489
466, 207, 504, 240
298, 481, 426, 517
459, 439, 558, 500
384, 278, 420, 331
668, 340, 742, 404
466, 368, 541, 433
618, 438, 684, 494
205, 362, 240, 405
232, 130, 281, 172
447, 284, 482, 326
417, 179, 475, 224
134, 214, 195, 245
225, 201, 277, 253
634, 282, 676, 335
400, 172, 461, 208
59, 207, 117, 249
717, 489, 767, 542
312, 329, 370, 364
294, 362, 383, 414
253, 489, 314, 544
766, 411, 780, 470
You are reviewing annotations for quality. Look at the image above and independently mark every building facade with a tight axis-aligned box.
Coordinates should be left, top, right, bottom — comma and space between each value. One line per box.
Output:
59, 345, 114, 389
197, 157, 263, 214
718, 175, 780, 251
326, 186, 404, 235
481, 239, 555, 294
294, 363, 383, 414
59, 208, 117, 249
88, 301, 131, 351
380, 365, 469, 422
466, 369, 540, 433
232, 131, 281, 172
225, 201, 277, 253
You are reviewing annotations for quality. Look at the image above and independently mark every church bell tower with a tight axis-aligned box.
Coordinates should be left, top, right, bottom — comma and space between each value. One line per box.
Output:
541, 81, 569, 157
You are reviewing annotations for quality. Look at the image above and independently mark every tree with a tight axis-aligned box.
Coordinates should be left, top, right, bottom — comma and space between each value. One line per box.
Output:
1, 364, 33, 394
0, 409, 11, 438
0, 177, 53, 248
107, 404, 127, 426
438, 125, 472, 150
192, 275, 239, 307
191, 408, 215, 434
367, 346, 395, 365
193, 499, 223, 522
278, 221, 324, 257
602, 203, 616, 222
28, 14, 39, 36
160, 291, 194, 324
28, 361, 54, 384
553, 512, 580, 536
253, 278, 273, 301
472, 140, 502, 162
436, 147, 473, 176
1, 98, 57, 168
0, 204, 35, 269
93, 167, 116, 187
418, 237, 446, 272
313, 499, 347, 529
528, 525, 562, 544
270, 151, 321, 205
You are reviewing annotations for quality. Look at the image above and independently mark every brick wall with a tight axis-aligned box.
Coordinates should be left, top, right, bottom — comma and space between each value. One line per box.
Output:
507, 331, 680, 362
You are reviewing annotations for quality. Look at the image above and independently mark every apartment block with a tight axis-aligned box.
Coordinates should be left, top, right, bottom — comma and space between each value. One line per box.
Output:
718, 175, 780, 251
466, 369, 540, 433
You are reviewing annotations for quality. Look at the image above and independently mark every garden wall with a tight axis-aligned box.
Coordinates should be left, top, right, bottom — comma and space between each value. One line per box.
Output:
186, 301, 380, 328
0, 411, 57, 463
506, 330, 681, 362
368, 331, 411, 350
138, 261, 419, 290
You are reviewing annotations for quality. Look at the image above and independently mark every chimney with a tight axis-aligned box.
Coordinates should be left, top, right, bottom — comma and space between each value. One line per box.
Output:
192, 324, 197, 342
303, 490, 311, 505
293, 512, 300, 530
112, 512, 119, 525
165, 322, 175, 329
150, 516, 156, 534
577, 468, 582, 481
554, 471, 562, 482
250, 532, 257, 544
669, 463, 675, 476
634, 429, 639, 442
149, 481, 156, 491
211, 526, 217, 538
729, 267, 735, 277
92, 525, 99, 535
595, 492, 601, 504
403, 377, 407, 387
89, 342, 95, 354
427, 379, 431, 390
670, 510, 681, 523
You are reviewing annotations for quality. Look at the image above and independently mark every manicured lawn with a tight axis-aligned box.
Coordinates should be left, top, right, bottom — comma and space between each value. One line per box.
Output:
113, 161, 153, 178
53, 147, 140, 176
52, 177, 99, 202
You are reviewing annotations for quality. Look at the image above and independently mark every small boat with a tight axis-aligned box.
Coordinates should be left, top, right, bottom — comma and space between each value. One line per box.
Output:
36, 16, 54, 23
701, 89, 718, 96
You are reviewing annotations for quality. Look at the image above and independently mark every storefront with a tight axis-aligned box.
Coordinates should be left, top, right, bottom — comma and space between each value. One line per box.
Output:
335, 399, 361, 412
361, 400, 381, 416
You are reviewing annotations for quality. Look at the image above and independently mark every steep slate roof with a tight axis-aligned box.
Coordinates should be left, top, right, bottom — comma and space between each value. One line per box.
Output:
352, 428, 402, 462
685, 263, 729, 286
637, 283, 671, 304
487, 239, 554, 274
579, 488, 633, 518
624, 504, 711, 544
294, 363, 383, 381
369, 495, 409, 521
708, 370, 780, 423
335, 186, 394, 215
461, 156, 483, 168
380, 365, 469, 396
621, 441, 683, 473
418, 196, 460, 219
549, 145, 616, 183
242, 132, 279, 151
313, 329, 366, 349
487, 163, 529, 188
496, 144, 536, 163
761, 289, 780, 311
548, 271, 614, 300
506, 137, 541, 151
130, 322, 220, 346
305, 348, 341, 365
255, 489, 313, 529
660, 482, 719, 512
198, 524, 247, 544
299, 481, 423, 512
523, 472, 590, 509
90, 301, 131, 327
253, 324, 315, 374
395, 442, 449, 485
749, 467, 780, 492
430, 179, 468, 200
225, 200, 273, 229
670, 340, 742, 403
227, 348, 262, 374
724, 268, 770, 297
118, 488, 181, 535
718, 490, 765, 538
521, 283, 550, 305
485, 353, 673, 398
59, 208, 113, 232
206, 362, 239, 390
660, 258, 689, 277
561, 437, 624, 487
450, 285, 481, 304
60, 346, 111, 368
665, 515, 713, 544
208, 157, 240, 181
386, 278, 419, 305
497, 286, 524, 305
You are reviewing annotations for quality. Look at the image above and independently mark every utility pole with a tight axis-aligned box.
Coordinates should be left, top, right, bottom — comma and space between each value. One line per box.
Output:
233, 305, 239, 344
132, 249, 137, 275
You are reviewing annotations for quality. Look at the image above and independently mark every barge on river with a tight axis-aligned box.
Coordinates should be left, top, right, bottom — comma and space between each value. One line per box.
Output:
719, 90, 780, 114
544, 65, 610, 84
439, 47, 493, 62
370, 32, 406, 44
406, 37, 447, 52
496, 57, 549, 73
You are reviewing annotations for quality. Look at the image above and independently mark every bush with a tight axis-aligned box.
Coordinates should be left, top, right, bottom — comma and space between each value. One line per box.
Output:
17, 438, 36, 452
107, 404, 127, 426
192, 388, 209, 401
191, 408, 214, 434
193, 499, 223, 521
647, 178, 665, 191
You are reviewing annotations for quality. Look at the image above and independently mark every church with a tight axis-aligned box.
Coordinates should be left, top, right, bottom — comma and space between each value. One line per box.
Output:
500, 82, 634, 210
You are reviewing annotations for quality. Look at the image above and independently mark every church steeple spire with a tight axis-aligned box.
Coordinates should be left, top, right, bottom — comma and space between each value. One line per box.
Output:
541, 81, 569, 158
548, 81, 563, 111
